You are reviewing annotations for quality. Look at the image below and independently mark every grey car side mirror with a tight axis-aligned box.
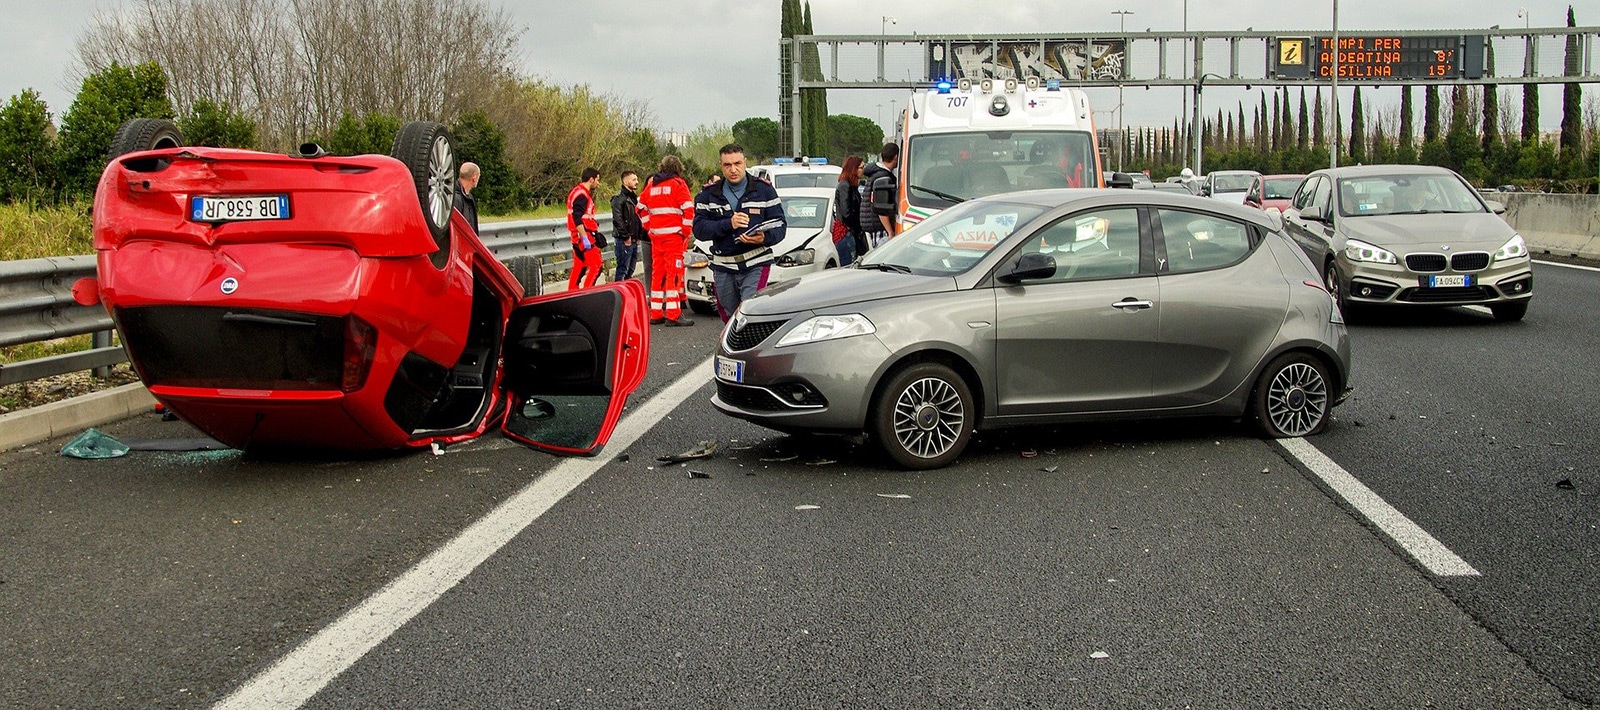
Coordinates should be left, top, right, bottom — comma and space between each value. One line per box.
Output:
1299, 204, 1326, 222
1483, 199, 1506, 214
998, 252, 1057, 284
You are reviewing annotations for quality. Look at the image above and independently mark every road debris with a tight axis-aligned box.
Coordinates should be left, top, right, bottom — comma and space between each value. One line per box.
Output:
430, 442, 446, 456
876, 493, 912, 499
1556, 479, 1575, 490
1021, 449, 1038, 458
805, 459, 837, 466
657, 440, 718, 463
59, 428, 129, 459
760, 454, 798, 462
794, 504, 821, 510
1089, 651, 1110, 660
687, 470, 711, 479
1041, 466, 1059, 473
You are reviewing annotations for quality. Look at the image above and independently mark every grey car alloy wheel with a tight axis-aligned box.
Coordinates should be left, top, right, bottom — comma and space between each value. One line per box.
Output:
1259, 357, 1329, 437
873, 362, 974, 469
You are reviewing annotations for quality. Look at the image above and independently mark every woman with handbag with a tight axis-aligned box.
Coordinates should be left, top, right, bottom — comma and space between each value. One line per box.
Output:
832, 156, 864, 266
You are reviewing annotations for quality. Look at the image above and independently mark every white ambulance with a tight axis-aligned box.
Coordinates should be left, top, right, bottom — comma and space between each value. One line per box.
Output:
888, 77, 1103, 232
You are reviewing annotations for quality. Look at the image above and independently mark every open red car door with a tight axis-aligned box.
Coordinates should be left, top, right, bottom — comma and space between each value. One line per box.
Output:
499, 280, 649, 455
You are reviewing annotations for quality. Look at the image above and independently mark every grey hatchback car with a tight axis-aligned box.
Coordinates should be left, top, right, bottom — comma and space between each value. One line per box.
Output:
711, 190, 1352, 469
1281, 165, 1533, 321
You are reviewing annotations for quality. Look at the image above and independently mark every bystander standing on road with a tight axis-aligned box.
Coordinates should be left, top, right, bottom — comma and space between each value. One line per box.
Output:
832, 155, 864, 266
694, 143, 786, 322
566, 167, 606, 290
454, 162, 480, 235
639, 155, 696, 326
610, 170, 643, 281
858, 143, 899, 250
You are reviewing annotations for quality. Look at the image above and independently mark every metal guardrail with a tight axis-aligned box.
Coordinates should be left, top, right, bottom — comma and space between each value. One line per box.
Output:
0, 214, 612, 387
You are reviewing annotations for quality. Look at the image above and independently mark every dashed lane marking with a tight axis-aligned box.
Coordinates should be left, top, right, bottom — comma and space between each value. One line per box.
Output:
213, 358, 716, 710
1279, 437, 1481, 578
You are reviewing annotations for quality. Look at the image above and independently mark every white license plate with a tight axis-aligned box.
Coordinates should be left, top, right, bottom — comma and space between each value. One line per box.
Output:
714, 355, 744, 383
1427, 274, 1472, 288
191, 195, 291, 223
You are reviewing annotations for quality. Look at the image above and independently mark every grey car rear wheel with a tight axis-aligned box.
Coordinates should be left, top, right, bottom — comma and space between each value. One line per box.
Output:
1251, 353, 1331, 438
872, 362, 973, 470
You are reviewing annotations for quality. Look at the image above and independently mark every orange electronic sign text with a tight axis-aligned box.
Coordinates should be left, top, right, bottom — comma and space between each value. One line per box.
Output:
1313, 35, 1463, 79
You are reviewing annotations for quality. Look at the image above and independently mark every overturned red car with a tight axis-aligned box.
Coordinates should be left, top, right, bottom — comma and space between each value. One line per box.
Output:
78, 118, 648, 455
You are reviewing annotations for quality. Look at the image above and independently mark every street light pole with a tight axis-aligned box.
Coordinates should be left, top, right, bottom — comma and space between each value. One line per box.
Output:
1182, 0, 1190, 169
1113, 10, 1134, 172
1330, 0, 1340, 168
882, 15, 896, 35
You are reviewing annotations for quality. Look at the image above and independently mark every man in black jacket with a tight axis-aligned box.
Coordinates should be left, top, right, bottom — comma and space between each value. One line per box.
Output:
610, 170, 643, 281
454, 162, 480, 234
857, 143, 899, 251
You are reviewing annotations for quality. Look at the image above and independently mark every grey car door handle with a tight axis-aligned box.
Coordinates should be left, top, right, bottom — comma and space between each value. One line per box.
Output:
1112, 299, 1153, 310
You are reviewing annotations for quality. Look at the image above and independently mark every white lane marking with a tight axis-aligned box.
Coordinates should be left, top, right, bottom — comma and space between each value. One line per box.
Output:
1279, 437, 1480, 578
1464, 305, 1492, 315
1533, 258, 1600, 272
213, 359, 715, 710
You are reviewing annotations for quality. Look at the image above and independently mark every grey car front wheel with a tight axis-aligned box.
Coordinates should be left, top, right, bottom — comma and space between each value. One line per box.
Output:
1251, 353, 1331, 438
872, 362, 974, 470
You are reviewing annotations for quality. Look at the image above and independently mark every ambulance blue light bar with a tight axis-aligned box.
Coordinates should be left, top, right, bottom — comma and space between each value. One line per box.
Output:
935, 80, 953, 94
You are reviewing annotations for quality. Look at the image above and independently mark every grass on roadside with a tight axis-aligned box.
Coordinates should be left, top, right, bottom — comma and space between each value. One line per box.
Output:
0, 202, 93, 260
482, 204, 571, 223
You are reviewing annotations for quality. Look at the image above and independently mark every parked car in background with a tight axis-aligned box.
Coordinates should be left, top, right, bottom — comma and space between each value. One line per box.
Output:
1281, 164, 1533, 321
79, 118, 649, 454
749, 157, 841, 188
685, 186, 841, 316
711, 189, 1351, 469
1202, 170, 1262, 204
1244, 174, 1307, 213
1150, 182, 1202, 196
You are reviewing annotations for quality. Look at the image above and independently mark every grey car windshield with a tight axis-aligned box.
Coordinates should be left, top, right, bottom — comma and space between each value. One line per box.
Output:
1337, 173, 1487, 217
906, 131, 1096, 207
857, 200, 1046, 277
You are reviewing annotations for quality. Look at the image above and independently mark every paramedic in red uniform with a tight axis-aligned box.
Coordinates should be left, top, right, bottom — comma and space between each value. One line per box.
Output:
637, 155, 696, 326
566, 167, 606, 290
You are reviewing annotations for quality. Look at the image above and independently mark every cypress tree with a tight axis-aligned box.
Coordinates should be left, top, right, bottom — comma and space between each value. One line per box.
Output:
1312, 88, 1325, 149
798, 2, 829, 158
1521, 84, 1539, 143
1559, 5, 1583, 172
1270, 91, 1282, 151
1423, 86, 1441, 143
1398, 86, 1416, 161
1296, 90, 1309, 151
1349, 87, 1365, 164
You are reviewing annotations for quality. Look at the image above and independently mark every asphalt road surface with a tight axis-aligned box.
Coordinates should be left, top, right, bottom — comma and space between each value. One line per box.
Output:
1, 262, 1594, 709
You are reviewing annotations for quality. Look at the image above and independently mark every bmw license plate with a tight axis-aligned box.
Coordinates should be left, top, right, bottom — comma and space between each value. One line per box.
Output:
1425, 274, 1473, 288
191, 195, 291, 223
714, 355, 744, 383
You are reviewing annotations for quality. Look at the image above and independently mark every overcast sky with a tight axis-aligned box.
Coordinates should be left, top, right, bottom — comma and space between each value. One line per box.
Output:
1, 0, 1586, 139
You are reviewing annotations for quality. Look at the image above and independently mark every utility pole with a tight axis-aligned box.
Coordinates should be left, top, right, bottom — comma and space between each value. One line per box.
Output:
1113, 10, 1134, 172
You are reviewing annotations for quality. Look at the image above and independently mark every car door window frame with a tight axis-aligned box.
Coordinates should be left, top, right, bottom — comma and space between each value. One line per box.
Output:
992, 206, 1149, 285
1152, 208, 1261, 274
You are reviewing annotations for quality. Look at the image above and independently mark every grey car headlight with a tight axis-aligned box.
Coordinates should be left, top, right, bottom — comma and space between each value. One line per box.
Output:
1493, 234, 1528, 262
1344, 238, 1398, 265
774, 249, 816, 267
776, 313, 875, 347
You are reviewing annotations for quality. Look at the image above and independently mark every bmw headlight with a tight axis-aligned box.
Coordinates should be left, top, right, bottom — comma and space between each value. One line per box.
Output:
1344, 238, 1398, 265
776, 314, 875, 347
1493, 234, 1528, 262
774, 249, 816, 267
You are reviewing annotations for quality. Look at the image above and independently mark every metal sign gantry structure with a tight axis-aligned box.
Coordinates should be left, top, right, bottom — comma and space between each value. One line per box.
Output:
781, 27, 1600, 164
